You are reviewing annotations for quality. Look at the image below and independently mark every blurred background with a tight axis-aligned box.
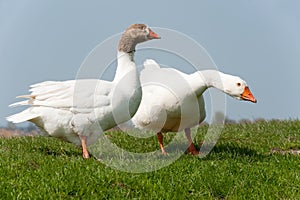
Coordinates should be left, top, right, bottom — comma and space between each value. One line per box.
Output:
1, 0, 299, 128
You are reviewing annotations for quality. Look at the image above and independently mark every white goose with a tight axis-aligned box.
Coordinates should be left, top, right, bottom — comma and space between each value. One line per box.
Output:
131, 59, 257, 155
7, 24, 161, 158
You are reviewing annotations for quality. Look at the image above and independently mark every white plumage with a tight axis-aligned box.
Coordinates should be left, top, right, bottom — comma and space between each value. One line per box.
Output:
7, 24, 161, 158
130, 59, 257, 155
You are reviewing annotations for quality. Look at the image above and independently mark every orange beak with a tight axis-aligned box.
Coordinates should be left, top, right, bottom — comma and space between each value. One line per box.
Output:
241, 86, 257, 103
148, 28, 161, 39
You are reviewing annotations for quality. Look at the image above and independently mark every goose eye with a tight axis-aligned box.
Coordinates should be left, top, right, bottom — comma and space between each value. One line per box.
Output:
237, 82, 241, 87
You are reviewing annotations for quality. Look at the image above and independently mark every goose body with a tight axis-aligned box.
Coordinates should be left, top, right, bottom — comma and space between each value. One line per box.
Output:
131, 59, 257, 155
132, 59, 206, 133
7, 24, 161, 158
9, 64, 138, 146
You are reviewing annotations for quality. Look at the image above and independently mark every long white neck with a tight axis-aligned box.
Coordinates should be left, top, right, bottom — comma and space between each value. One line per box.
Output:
188, 70, 228, 96
111, 50, 142, 122
113, 51, 136, 82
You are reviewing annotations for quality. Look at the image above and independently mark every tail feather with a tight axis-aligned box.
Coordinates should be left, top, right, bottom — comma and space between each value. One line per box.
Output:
6, 109, 39, 123
143, 59, 160, 70
9, 100, 33, 108
16, 94, 35, 99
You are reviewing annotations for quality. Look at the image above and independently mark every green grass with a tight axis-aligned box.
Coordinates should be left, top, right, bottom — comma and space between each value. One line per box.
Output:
0, 120, 299, 199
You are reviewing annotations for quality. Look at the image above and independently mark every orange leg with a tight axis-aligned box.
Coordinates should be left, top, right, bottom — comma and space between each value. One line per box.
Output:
157, 132, 167, 156
80, 136, 90, 159
185, 128, 199, 155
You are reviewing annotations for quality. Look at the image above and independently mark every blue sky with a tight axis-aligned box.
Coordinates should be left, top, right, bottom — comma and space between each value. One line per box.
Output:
1, 0, 300, 126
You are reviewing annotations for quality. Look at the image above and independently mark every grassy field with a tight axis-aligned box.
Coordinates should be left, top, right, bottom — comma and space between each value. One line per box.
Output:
0, 120, 299, 199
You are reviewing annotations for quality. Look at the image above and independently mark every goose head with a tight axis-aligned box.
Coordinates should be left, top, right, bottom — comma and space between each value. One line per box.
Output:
118, 24, 161, 53
221, 75, 257, 103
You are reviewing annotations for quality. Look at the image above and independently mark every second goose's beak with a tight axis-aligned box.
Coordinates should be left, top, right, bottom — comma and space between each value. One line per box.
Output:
148, 28, 161, 39
241, 86, 257, 103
